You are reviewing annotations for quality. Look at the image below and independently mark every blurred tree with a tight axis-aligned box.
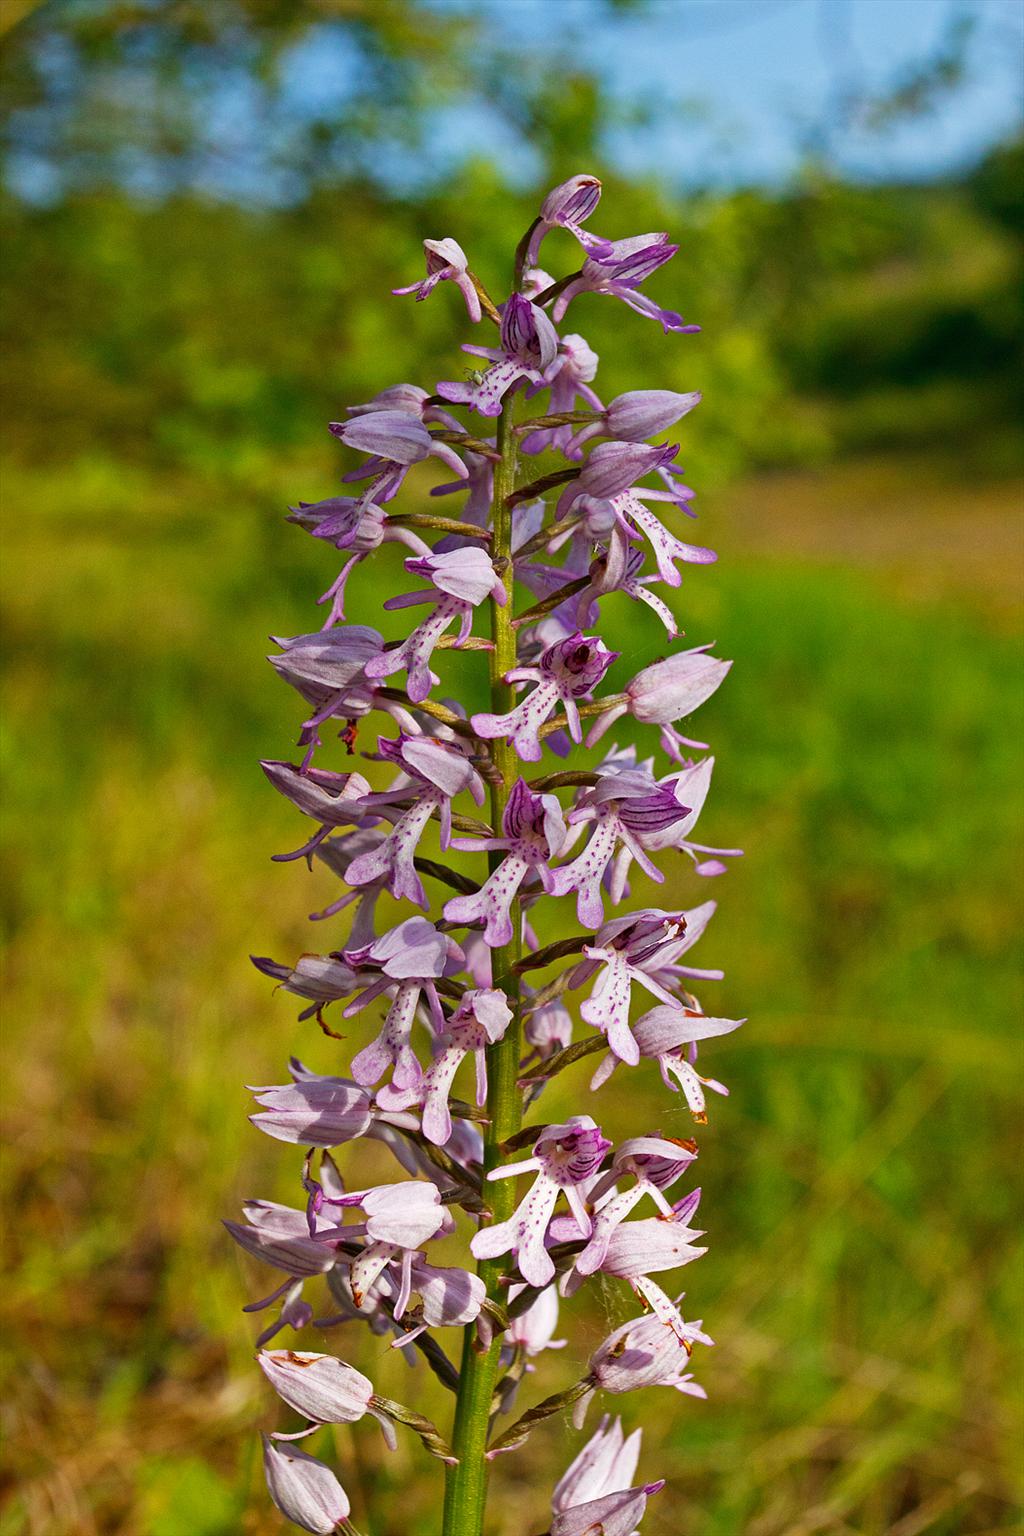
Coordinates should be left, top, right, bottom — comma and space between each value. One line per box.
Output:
0, 2, 1019, 482
969, 134, 1024, 237
0, 0, 643, 202
1, 0, 468, 202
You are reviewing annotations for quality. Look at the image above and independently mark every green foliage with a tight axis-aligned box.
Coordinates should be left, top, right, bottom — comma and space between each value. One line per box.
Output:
1, 445, 1021, 1533
0, 0, 629, 202
138, 1459, 241, 1536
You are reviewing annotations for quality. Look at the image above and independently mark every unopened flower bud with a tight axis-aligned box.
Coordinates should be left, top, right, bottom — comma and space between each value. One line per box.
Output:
329, 409, 435, 465
566, 439, 679, 504
258, 1350, 374, 1424
604, 388, 701, 440
262, 1437, 350, 1533
552, 1483, 664, 1536
628, 647, 731, 724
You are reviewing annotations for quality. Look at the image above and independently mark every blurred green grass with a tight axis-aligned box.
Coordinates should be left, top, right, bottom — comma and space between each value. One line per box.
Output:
2, 7, 1022, 1526
1, 447, 1021, 1536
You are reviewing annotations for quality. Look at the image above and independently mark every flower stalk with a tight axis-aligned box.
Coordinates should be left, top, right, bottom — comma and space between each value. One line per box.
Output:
442, 393, 524, 1536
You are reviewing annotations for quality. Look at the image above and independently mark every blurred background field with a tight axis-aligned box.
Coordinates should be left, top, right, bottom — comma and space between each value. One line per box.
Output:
1, 3, 1022, 1534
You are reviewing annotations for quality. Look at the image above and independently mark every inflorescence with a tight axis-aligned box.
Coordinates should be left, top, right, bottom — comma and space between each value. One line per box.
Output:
232, 173, 744, 1536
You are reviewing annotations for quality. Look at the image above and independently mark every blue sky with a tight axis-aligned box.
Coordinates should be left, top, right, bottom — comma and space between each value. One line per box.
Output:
425, 0, 1024, 188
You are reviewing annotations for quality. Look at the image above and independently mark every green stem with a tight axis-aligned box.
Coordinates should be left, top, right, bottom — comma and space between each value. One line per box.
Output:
441, 392, 523, 1536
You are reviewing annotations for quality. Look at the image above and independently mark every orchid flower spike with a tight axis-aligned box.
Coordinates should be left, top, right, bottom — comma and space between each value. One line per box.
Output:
244, 172, 742, 1536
